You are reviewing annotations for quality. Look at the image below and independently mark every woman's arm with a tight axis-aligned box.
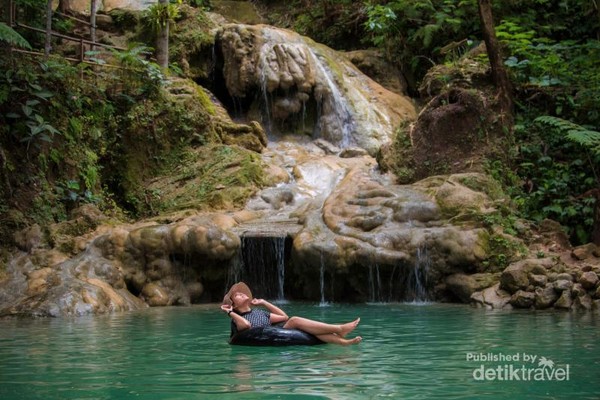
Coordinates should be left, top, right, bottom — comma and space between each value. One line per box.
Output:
221, 304, 251, 331
252, 299, 289, 324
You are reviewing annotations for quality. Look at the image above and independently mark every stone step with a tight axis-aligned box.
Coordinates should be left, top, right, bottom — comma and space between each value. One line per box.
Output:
232, 218, 303, 237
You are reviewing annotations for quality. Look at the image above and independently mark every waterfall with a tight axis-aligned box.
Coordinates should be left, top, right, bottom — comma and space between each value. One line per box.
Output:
368, 263, 383, 303
274, 236, 285, 301
237, 235, 287, 300
255, 37, 355, 147
319, 251, 330, 307
406, 246, 431, 303
307, 51, 355, 147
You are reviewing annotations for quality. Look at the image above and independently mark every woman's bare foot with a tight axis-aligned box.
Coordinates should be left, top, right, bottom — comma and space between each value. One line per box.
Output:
340, 318, 361, 337
341, 336, 362, 346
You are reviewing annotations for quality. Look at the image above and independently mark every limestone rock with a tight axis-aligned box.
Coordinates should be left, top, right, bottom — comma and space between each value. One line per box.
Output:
215, 24, 416, 155
574, 294, 593, 310
344, 49, 408, 95
313, 139, 341, 155
470, 283, 511, 309
554, 279, 574, 292
554, 290, 573, 309
534, 284, 558, 309
339, 147, 369, 158
500, 259, 552, 294
579, 271, 599, 290
446, 273, 498, 303
572, 243, 599, 260
500, 265, 530, 294
529, 274, 548, 287
14, 224, 45, 252
510, 290, 535, 309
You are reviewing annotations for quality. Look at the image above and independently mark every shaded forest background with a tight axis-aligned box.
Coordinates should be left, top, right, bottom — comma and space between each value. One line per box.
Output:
0, 0, 599, 263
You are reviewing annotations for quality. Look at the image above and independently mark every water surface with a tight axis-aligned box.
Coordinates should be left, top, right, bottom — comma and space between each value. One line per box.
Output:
1, 303, 598, 399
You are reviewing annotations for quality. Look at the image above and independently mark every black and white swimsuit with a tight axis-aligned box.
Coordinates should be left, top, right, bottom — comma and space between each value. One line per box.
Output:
230, 309, 271, 336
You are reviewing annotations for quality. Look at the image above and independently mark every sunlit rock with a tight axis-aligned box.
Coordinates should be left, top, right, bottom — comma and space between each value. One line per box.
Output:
215, 24, 416, 155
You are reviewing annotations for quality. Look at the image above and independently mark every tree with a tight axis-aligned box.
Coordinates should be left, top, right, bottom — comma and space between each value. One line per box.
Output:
90, 0, 97, 51
477, 0, 513, 122
145, 0, 180, 71
44, 0, 53, 59
156, 0, 170, 70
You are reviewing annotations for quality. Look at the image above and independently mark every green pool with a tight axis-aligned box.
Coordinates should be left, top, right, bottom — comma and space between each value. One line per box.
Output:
1, 303, 598, 399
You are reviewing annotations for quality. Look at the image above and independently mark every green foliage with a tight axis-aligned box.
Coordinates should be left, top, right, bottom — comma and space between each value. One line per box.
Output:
108, 44, 165, 95
285, 0, 368, 51
363, 0, 479, 85
488, 2, 600, 245
0, 22, 32, 49
535, 116, 600, 155
513, 119, 598, 244
143, 0, 182, 31
1, 68, 61, 154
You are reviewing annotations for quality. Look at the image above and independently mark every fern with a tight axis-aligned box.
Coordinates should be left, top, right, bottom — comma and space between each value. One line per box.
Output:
535, 116, 600, 155
0, 22, 31, 49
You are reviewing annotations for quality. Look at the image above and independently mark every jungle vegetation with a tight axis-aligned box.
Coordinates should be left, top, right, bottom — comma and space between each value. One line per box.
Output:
1, 0, 599, 247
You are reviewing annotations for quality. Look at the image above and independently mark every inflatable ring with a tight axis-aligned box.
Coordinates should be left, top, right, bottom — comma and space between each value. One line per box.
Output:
229, 326, 325, 346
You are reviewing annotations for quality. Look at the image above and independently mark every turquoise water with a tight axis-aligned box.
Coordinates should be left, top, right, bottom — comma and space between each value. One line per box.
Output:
1, 303, 599, 399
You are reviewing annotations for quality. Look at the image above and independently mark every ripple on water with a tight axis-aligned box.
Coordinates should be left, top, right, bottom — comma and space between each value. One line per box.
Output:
1, 304, 599, 399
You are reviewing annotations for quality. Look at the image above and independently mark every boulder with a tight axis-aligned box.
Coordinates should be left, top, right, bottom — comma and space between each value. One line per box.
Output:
446, 273, 498, 303
554, 279, 574, 292
470, 283, 511, 309
572, 243, 599, 260
554, 290, 573, 310
500, 259, 553, 294
510, 290, 535, 309
529, 274, 548, 287
574, 294, 593, 310
534, 284, 558, 309
579, 271, 599, 290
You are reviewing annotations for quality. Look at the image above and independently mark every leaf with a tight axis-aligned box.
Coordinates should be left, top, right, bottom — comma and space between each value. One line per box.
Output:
0, 22, 32, 49
34, 91, 54, 100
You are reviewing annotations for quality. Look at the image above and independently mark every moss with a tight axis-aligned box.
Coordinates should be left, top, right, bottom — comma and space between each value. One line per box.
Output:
147, 144, 266, 213
377, 124, 415, 183
456, 174, 505, 201
170, 6, 217, 80
482, 232, 527, 272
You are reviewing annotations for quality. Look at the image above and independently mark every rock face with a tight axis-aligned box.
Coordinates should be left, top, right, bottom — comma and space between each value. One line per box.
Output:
0, 212, 241, 317
214, 24, 416, 155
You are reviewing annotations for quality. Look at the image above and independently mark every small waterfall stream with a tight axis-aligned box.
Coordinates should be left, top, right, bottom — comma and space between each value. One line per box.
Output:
238, 235, 288, 300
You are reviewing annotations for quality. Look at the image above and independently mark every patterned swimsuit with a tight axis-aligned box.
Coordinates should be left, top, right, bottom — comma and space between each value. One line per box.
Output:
230, 309, 271, 336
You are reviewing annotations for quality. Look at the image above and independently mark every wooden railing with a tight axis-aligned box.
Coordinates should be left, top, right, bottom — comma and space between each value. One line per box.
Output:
6, 0, 131, 68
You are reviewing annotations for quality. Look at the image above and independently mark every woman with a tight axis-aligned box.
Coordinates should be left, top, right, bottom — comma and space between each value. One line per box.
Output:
221, 282, 362, 346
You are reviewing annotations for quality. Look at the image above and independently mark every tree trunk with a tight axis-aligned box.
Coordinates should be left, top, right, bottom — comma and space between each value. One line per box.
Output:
591, 189, 600, 246
477, 0, 513, 122
156, 0, 169, 70
90, 0, 97, 51
44, 0, 53, 59
58, 0, 72, 14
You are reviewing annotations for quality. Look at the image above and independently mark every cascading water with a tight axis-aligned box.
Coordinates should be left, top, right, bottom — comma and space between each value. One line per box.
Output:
237, 235, 288, 300
255, 37, 355, 147
319, 251, 329, 307
405, 246, 431, 303
368, 263, 383, 303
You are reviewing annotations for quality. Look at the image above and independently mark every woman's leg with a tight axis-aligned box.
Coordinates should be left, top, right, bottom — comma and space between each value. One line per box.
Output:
282, 316, 360, 337
315, 333, 362, 346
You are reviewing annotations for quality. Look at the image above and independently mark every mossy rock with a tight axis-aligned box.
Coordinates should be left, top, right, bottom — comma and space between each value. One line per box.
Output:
414, 173, 498, 219
146, 144, 266, 213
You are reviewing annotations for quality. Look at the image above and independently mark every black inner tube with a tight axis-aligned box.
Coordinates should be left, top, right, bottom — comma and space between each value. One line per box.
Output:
229, 326, 325, 346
